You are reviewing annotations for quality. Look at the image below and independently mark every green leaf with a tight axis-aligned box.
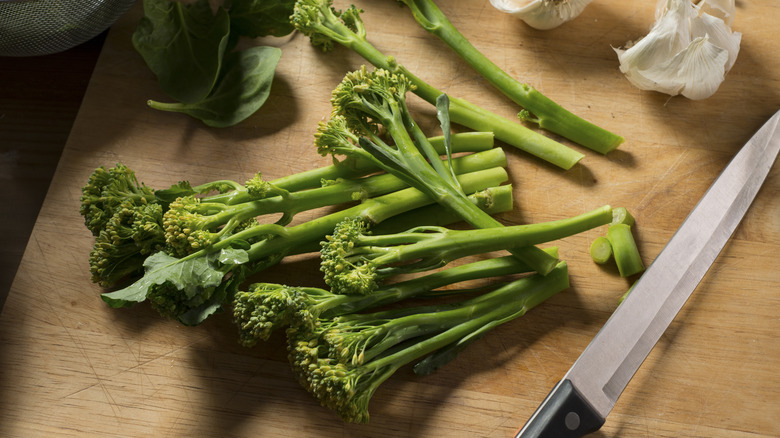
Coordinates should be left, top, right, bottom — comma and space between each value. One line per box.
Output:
226, 0, 297, 38
435, 93, 460, 189
147, 46, 283, 127
132, 0, 231, 104
100, 251, 226, 308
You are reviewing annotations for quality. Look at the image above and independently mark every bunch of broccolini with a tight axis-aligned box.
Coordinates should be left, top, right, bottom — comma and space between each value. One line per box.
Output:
81, 130, 512, 325
79, 10, 642, 419
285, 261, 570, 423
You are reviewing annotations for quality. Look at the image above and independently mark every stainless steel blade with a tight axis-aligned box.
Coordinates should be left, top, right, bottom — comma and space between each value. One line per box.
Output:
566, 108, 780, 420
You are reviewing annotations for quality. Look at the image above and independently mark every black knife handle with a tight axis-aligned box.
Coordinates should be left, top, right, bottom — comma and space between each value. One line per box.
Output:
514, 379, 605, 438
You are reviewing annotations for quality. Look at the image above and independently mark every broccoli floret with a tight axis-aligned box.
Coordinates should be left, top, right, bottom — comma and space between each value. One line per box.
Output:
88, 200, 165, 287
394, 0, 624, 153
290, 0, 584, 170
232, 283, 326, 346
320, 204, 613, 295
80, 164, 167, 287
287, 261, 569, 423
80, 164, 158, 236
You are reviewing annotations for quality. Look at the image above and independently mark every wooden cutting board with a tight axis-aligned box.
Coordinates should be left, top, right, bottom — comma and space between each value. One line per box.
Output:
2, 1, 778, 436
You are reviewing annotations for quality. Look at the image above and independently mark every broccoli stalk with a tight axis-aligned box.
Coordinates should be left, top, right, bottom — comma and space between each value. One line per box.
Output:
232, 248, 558, 346
161, 146, 508, 257
81, 135, 499, 287
318, 66, 559, 276
158, 131, 496, 203
395, 0, 625, 154
290, 0, 585, 170
100, 166, 512, 326
287, 261, 569, 423
321, 205, 612, 295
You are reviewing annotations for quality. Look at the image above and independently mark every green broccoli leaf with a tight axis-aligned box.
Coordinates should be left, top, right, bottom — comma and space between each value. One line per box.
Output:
147, 46, 282, 127
100, 251, 226, 308
132, 0, 231, 104
226, 0, 297, 38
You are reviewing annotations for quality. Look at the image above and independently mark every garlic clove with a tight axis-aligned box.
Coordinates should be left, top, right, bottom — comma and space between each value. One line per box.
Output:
614, 0, 740, 100
490, 0, 594, 30
615, 1, 694, 73
632, 35, 729, 100
691, 11, 741, 71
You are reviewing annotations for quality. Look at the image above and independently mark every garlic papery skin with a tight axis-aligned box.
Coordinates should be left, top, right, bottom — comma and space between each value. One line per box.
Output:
698, 0, 736, 26
614, 0, 741, 100
489, 0, 594, 30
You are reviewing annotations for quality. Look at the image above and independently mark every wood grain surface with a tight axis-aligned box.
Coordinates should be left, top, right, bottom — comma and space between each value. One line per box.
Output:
1, 1, 779, 437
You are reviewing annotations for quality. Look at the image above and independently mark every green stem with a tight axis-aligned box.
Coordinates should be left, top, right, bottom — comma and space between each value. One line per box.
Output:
204, 131, 496, 205
289, 183, 515, 256
203, 147, 507, 233
322, 15, 584, 169
241, 167, 510, 263
589, 236, 613, 265
607, 223, 644, 277
398, 0, 624, 154
321, 249, 558, 317
366, 261, 568, 372
373, 205, 613, 268
369, 184, 513, 235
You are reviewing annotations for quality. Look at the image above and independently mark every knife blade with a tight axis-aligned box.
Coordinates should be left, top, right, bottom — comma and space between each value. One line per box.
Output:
514, 109, 780, 438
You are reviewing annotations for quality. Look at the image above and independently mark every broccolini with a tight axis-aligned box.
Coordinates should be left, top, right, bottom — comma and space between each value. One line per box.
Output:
232, 251, 557, 346
320, 205, 613, 295
287, 261, 569, 423
318, 66, 559, 275
290, 0, 586, 170
395, 0, 624, 154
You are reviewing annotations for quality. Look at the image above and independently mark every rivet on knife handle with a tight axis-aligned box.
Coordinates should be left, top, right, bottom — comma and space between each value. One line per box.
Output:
514, 379, 604, 438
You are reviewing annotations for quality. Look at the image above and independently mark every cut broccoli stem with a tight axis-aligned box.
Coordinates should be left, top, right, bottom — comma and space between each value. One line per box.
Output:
611, 206, 635, 226
589, 235, 613, 264
395, 0, 624, 154
607, 223, 644, 277
290, 0, 584, 169
287, 261, 568, 423
161, 146, 508, 258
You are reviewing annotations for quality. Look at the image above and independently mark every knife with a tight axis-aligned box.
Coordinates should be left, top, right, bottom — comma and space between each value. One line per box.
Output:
514, 109, 780, 438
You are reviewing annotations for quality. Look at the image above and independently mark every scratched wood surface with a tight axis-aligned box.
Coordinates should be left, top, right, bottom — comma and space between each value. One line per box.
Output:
1, 1, 779, 437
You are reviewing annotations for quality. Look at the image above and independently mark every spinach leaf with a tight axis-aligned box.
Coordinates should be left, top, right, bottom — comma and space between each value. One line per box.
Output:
147, 46, 282, 127
132, 0, 231, 104
226, 0, 297, 38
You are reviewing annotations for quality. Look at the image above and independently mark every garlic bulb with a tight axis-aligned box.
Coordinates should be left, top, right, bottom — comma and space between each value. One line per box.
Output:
490, 0, 594, 30
614, 0, 741, 100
